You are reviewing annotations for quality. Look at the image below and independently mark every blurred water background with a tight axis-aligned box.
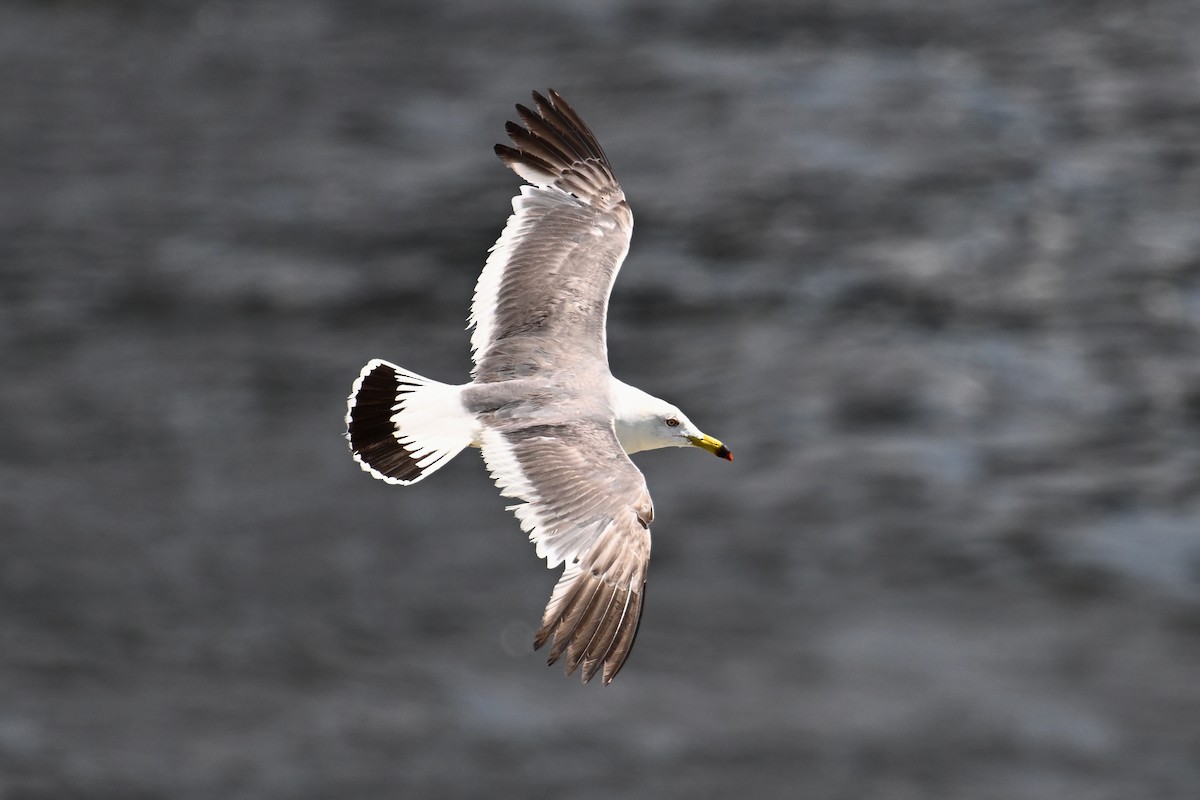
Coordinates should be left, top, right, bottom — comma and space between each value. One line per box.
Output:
2, 1, 1200, 797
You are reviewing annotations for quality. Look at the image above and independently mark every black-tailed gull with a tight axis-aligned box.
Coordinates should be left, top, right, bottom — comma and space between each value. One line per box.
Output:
346, 90, 731, 685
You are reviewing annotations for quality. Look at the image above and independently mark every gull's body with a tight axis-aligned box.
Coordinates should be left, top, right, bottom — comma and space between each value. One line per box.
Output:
346, 90, 730, 685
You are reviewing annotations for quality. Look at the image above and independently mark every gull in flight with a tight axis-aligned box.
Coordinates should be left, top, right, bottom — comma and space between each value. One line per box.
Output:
346, 90, 731, 685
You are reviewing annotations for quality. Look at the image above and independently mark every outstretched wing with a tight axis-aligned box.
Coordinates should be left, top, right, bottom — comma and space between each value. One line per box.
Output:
470, 90, 633, 382
479, 418, 653, 685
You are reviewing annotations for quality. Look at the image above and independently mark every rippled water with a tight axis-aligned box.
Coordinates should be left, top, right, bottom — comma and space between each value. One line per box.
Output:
3, 1, 1199, 797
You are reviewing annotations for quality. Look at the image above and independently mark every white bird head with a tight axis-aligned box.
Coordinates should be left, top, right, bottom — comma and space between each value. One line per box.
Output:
610, 380, 732, 460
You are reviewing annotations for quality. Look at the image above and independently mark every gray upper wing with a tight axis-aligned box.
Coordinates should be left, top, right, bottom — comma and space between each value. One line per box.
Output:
479, 416, 653, 685
469, 90, 633, 383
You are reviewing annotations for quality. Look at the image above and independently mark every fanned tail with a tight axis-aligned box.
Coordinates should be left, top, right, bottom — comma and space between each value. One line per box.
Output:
346, 360, 475, 485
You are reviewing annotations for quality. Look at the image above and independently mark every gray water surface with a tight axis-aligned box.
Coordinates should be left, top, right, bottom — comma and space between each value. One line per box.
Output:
3, 1, 1200, 797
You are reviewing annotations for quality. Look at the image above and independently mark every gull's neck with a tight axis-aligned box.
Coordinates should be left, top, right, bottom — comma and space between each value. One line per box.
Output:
609, 377, 665, 455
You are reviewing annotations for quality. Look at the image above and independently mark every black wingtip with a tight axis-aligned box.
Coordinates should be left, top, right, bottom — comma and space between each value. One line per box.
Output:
494, 88, 617, 189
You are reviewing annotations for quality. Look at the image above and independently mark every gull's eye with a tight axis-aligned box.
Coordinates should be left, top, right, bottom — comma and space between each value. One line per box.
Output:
665, 417, 679, 428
